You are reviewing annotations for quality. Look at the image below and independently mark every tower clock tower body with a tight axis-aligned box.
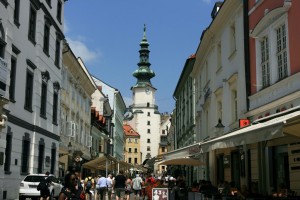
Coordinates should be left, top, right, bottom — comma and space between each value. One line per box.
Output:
128, 25, 161, 164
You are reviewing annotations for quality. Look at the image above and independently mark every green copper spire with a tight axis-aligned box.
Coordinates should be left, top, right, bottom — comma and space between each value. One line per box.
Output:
132, 24, 155, 87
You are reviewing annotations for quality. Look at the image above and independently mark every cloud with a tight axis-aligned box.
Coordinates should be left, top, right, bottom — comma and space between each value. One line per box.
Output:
66, 37, 101, 63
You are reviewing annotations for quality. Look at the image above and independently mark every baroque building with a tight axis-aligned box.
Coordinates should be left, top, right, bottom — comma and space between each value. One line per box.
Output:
247, 0, 300, 194
60, 42, 96, 178
0, 0, 66, 198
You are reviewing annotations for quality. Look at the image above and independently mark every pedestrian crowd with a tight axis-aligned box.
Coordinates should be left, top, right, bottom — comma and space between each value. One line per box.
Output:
36, 170, 294, 200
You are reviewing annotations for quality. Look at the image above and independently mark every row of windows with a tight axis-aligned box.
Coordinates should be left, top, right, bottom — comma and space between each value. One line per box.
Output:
128, 148, 138, 153
127, 157, 138, 164
4, 129, 56, 175
9, 54, 60, 124
27, 1, 62, 68
128, 138, 138, 143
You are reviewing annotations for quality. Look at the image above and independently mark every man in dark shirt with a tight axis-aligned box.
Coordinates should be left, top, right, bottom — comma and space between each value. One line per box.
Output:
39, 171, 51, 200
114, 170, 126, 200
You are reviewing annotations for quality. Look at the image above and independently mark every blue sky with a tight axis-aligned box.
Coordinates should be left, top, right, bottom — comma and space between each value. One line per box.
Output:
64, 0, 219, 114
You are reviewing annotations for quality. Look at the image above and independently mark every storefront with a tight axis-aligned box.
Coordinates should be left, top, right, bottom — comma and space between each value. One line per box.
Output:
201, 110, 300, 195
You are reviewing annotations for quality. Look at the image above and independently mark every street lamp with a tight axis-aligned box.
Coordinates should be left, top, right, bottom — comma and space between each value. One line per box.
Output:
215, 118, 225, 128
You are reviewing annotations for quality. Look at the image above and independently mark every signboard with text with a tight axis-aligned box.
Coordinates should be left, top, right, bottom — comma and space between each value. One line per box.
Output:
152, 188, 168, 200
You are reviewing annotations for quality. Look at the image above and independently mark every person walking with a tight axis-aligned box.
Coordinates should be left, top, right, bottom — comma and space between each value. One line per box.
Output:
114, 170, 127, 200
132, 174, 143, 200
125, 176, 132, 200
38, 171, 52, 200
84, 173, 95, 200
96, 174, 108, 200
106, 174, 113, 200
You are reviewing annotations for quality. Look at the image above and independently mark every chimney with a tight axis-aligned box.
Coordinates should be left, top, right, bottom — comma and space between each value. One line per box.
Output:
211, 1, 223, 19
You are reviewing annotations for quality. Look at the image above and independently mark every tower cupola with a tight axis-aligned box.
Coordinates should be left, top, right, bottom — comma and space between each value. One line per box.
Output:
132, 24, 155, 87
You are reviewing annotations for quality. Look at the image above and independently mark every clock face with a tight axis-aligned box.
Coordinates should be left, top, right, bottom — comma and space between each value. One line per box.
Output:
145, 88, 151, 95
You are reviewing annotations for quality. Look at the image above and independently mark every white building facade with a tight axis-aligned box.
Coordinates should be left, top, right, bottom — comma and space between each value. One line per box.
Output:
0, 0, 66, 199
191, 0, 247, 181
92, 76, 126, 161
60, 46, 96, 177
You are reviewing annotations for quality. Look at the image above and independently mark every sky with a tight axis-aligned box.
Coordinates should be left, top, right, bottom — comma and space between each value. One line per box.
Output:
64, 0, 220, 114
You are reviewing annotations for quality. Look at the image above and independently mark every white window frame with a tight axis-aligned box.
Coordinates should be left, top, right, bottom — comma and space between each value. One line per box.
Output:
66, 121, 76, 137
253, 12, 290, 91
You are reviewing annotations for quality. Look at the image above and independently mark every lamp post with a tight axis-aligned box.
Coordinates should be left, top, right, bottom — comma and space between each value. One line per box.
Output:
215, 118, 225, 128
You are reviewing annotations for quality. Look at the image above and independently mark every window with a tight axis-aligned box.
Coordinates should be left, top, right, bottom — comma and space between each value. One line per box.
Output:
230, 23, 236, 54
134, 139, 138, 143
4, 127, 12, 173
0, 24, 6, 58
14, 0, 20, 26
134, 148, 137, 153
134, 158, 138, 164
128, 138, 132, 143
38, 139, 45, 174
21, 133, 31, 174
52, 82, 60, 124
129, 148, 132, 153
28, 4, 37, 44
40, 71, 50, 118
24, 70, 34, 111
217, 101, 222, 121
147, 139, 150, 143
9, 57, 17, 101
147, 121, 150, 125
55, 35, 61, 67
147, 112, 150, 116
276, 24, 288, 80
147, 103, 150, 107
217, 42, 221, 69
147, 129, 150, 134
57, 0, 62, 23
162, 130, 165, 135
261, 37, 270, 87
128, 157, 132, 163
50, 144, 56, 174
147, 146, 151, 151
43, 20, 51, 55
232, 90, 237, 121
162, 147, 165, 152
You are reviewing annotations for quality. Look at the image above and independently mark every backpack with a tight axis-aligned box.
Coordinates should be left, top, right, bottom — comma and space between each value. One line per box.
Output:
86, 178, 92, 190
132, 178, 141, 190
37, 178, 48, 192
